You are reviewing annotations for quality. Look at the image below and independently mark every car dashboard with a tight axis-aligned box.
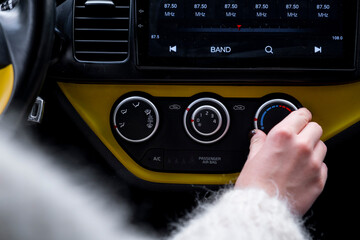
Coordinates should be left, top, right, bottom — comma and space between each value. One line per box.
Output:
49, 0, 360, 187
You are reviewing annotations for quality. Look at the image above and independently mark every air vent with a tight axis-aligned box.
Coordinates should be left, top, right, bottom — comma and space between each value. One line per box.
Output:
74, 0, 130, 62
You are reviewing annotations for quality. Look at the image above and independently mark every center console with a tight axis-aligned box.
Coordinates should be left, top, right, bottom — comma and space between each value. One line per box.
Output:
51, 0, 360, 186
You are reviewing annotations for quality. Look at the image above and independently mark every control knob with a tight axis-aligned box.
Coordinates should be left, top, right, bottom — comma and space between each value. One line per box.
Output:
184, 98, 230, 144
112, 96, 159, 142
254, 99, 299, 134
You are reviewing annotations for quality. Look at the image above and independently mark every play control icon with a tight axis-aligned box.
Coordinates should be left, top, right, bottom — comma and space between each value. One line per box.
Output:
314, 46, 322, 53
169, 45, 177, 53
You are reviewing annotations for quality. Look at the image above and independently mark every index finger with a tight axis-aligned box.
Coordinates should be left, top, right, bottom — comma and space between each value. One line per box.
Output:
272, 108, 312, 134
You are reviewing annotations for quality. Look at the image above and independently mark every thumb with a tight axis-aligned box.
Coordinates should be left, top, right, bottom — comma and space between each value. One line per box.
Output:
248, 129, 266, 159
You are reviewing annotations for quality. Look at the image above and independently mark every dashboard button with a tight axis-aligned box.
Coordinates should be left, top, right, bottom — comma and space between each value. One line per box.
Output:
314, 46, 322, 53
265, 45, 274, 54
141, 149, 164, 170
169, 45, 177, 52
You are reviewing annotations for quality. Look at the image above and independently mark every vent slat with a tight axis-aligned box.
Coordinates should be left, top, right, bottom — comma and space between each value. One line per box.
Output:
75, 8, 129, 18
75, 28, 128, 31
74, 0, 130, 62
76, 51, 128, 54
75, 40, 128, 43
76, 0, 129, 7
75, 17, 129, 20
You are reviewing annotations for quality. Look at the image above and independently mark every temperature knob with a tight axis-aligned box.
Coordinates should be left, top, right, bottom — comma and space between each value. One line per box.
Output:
254, 99, 298, 134
112, 96, 159, 143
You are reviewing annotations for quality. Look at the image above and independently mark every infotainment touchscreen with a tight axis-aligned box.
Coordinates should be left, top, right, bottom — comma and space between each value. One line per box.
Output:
136, 0, 358, 69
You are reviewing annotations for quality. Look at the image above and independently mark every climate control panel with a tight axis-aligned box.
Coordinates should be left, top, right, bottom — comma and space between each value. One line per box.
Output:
110, 93, 301, 173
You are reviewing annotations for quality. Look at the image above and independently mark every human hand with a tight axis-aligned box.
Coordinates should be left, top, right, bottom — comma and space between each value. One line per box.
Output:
235, 108, 328, 216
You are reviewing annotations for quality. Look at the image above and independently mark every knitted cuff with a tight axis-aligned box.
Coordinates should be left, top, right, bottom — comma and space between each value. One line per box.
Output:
170, 188, 310, 240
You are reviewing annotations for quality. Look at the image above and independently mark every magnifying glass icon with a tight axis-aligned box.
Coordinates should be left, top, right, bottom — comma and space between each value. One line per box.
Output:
265, 45, 273, 54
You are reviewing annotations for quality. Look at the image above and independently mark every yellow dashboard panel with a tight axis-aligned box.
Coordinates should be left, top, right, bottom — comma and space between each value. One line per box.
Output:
0, 65, 14, 115
58, 82, 360, 185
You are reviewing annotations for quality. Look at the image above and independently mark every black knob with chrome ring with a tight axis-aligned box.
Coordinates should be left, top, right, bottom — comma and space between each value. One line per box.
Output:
112, 96, 159, 143
184, 98, 230, 144
254, 99, 300, 134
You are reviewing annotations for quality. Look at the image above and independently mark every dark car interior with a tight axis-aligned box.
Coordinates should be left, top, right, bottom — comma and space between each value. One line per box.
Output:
1, 0, 359, 238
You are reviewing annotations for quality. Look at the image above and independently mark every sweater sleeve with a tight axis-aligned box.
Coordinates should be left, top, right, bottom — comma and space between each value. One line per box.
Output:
169, 188, 310, 240
0, 133, 310, 240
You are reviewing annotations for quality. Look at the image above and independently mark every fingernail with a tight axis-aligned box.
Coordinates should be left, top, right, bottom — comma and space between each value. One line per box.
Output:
248, 129, 257, 139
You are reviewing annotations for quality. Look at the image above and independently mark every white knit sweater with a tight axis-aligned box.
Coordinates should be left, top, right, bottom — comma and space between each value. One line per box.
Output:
0, 134, 310, 240
170, 189, 310, 240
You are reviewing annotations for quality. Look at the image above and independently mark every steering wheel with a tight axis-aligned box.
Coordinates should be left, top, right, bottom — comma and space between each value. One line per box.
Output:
0, 0, 54, 122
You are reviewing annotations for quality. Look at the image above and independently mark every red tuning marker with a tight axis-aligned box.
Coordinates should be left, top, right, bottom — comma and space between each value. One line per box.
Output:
237, 24, 242, 31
